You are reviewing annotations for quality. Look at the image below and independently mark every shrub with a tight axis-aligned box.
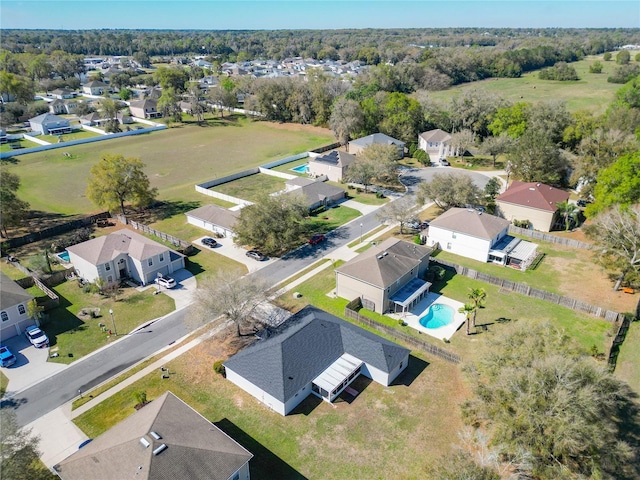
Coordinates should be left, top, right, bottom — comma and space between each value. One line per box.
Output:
413, 149, 428, 164
431, 265, 446, 280
375, 191, 385, 199
213, 360, 225, 376
398, 319, 406, 326
414, 235, 423, 245
134, 390, 147, 406
356, 187, 363, 193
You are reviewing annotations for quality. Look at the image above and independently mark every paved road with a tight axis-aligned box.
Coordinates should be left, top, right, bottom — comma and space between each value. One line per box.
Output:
400, 165, 492, 194
5, 308, 189, 426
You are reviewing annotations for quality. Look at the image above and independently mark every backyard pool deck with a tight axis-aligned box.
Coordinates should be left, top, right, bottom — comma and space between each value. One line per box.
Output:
389, 292, 466, 341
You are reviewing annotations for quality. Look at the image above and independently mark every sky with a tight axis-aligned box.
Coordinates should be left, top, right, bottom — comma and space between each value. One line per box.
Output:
1, 0, 638, 30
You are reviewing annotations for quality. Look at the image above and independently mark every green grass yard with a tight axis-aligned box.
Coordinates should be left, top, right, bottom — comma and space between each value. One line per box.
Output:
213, 173, 286, 202
427, 54, 624, 114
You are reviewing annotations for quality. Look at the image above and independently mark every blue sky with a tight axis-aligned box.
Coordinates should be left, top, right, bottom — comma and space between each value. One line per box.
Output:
1, 0, 638, 30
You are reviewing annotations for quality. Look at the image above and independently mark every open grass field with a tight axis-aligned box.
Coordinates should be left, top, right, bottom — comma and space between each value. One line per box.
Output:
5, 116, 334, 216
426, 54, 628, 114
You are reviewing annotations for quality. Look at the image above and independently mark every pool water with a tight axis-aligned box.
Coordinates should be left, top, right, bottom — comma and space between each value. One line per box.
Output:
419, 303, 455, 329
291, 164, 309, 174
57, 251, 70, 262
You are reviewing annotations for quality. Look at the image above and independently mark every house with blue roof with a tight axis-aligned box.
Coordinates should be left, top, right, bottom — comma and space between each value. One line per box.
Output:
224, 306, 410, 416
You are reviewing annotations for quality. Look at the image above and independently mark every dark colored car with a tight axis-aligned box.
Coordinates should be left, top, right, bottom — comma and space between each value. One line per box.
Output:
308, 234, 326, 245
576, 199, 590, 208
202, 237, 218, 248
0, 345, 17, 368
246, 250, 265, 261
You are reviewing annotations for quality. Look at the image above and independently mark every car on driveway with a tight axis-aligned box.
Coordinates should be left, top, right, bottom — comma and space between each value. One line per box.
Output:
201, 237, 218, 248
309, 234, 326, 245
25, 325, 49, 348
246, 250, 266, 261
439, 157, 450, 166
154, 276, 177, 289
0, 345, 17, 367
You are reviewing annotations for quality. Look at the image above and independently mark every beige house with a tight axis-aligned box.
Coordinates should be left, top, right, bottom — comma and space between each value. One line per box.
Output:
66, 229, 185, 286
0, 272, 35, 340
129, 98, 162, 119
418, 129, 455, 160
347, 133, 405, 159
335, 238, 432, 314
53, 391, 253, 480
496, 181, 570, 232
308, 150, 356, 182
82, 80, 109, 96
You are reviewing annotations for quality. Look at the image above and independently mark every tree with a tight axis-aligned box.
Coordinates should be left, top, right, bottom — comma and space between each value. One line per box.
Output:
378, 92, 424, 143
329, 97, 364, 147
603, 52, 612, 61
86, 154, 158, 216
344, 157, 377, 193
467, 287, 486, 330
480, 133, 513, 168
483, 177, 501, 202
99, 98, 122, 133
0, 71, 35, 105
417, 172, 481, 210
157, 88, 182, 122
450, 88, 504, 138
488, 102, 529, 138
234, 193, 309, 256
118, 87, 132, 101
208, 86, 237, 117
462, 322, 635, 479
617, 50, 631, 65
555, 200, 579, 231
589, 60, 603, 73
154, 66, 189, 93
0, 169, 30, 238
507, 130, 568, 185
0, 409, 52, 480
26, 299, 44, 326
458, 303, 475, 336
449, 129, 475, 159
585, 204, 640, 290
376, 195, 420, 234
425, 451, 500, 480
586, 152, 640, 217
192, 270, 269, 336
361, 143, 400, 183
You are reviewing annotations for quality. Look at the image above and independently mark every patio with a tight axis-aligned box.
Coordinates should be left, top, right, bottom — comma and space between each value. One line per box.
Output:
389, 292, 466, 341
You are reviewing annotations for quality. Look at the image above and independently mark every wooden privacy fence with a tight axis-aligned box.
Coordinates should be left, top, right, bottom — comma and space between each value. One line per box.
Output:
508, 225, 592, 250
344, 298, 461, 364
607, 315, 633, 371
430, 258, 624, 323
7, 261, 60, 310
114, 215, 191, 250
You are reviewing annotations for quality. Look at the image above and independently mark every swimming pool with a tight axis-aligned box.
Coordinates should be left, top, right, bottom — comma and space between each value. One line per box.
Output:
290, 164, 309, 174
57, 251, 70, 263
419, 303, 455, 329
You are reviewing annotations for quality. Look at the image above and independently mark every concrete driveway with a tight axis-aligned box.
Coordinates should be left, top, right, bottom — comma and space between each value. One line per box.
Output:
1, 334, 67, 397
153, 268, 197, 310
193, 237, 277, 273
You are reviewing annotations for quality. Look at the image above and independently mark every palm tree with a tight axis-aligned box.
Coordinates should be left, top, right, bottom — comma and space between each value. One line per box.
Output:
459, 303, 475, 336
555, 200, 579, 231
467, 288, 486, 330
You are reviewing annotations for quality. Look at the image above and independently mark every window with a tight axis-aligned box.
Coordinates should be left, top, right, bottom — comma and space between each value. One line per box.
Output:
18, 304, 26, 315
231, 473, 240, 480
107, 276, 113, 283
148, 258, 153, 267
1, 311, 8, 322
446, 242, 452, 250
159, 253, 164, 262
105, 263, 111, 271
399, 361, 403, 369
451, 232, 457, 239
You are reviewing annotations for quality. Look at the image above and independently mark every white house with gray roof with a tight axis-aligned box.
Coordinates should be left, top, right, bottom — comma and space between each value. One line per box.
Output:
0, 272, 35, 340
418, 128, 455, 160
28, 113, 72, 135
53, 391, 252, 480
224, 306, 410, 416
185, 204, 240, 238
427, 207, 538, 269
66, 229, 185, 286
336, 238, 433, 314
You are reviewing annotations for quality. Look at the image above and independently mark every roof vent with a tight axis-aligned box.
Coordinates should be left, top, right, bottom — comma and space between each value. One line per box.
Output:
140, 437, 150, 448
377, 255, 383, 260
382, 251, 388, 257
478, 212, 482, 215
529, 187, 536, 191
150, 431, 162, 440
152, 444, 167, 456
536, 183, 541, 187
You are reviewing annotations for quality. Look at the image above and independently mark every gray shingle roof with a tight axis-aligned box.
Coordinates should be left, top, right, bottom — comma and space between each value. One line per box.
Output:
224, 306, 410, 403
66, 229, 170, 265
419, 128, 452, 143
429, 207, 510, 240
335, 238, 432, 289
349, 133, 405, 148
53, 392, 252, 480
284, 179, 345, 206
0, 272, 33, 311
186, 204, 240, 230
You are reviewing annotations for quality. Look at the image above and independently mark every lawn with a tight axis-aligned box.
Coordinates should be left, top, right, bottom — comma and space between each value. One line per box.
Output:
427, 54, 623, 114
270, 158, 309, 175
307, 205, 361, 234
615, 320, 640, 396
73, 323, 466, 479
6, 117, 335, 216
36, 130, 102, 144
213, 173, 286, 202
0, 138, 31, 152
43, 280, 175, 364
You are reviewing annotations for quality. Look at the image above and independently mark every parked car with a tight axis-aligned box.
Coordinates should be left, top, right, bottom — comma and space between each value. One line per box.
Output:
25, 325, 49, 348
78, 439, 93, 450
576, 199, 592, 208
246, 250, 265, 261
154, 276, 177, 289
0, 345, 17, 367
439, 157, 450, 166
201, 237, 218, 248
309, 234, 326, 245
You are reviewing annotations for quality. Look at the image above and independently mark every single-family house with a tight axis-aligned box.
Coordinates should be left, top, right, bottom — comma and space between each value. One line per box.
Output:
185, 204, 240, 238
53, 391, 252, 480
0, 272, 35, 341
50, 88, 77, 100
418, 129, 455, 160
284, 177, 346, 210
224, 305, 410, 416
427, 207, 538, 269
79, 112, 109, 127
49, 99, 78, 115
335, 238, 433, 314
495, 181, 570, 232
66, 229, 185, 286
308, 150, 356, 182
82, 80, 109, 96
28, 113, 72, 135
348, 133, 405, 159
129, 99, 162, 119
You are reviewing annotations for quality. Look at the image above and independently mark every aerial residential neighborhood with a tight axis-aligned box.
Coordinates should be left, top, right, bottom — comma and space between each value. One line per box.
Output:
0, 6, 639, 480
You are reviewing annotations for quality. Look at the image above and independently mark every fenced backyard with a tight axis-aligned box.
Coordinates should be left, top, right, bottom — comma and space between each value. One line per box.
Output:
113, 215, 191, 250
508, 225, 592, 250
